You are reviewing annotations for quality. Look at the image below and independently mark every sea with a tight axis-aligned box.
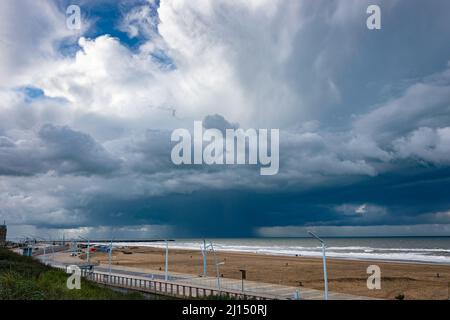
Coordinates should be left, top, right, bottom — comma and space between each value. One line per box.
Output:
112, 237, 450, 265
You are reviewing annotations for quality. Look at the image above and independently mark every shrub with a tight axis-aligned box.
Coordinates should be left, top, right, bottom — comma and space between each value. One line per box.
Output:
0, 247, 143, 300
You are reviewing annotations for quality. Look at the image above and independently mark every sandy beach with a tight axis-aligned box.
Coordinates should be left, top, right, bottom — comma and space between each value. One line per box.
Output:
84, 246, 450, 300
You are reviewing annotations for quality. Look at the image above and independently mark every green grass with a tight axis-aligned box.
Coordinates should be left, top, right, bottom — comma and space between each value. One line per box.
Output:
0, 247, 144, 300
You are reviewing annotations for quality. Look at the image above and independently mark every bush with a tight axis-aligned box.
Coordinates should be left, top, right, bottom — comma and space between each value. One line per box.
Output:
0, 247, 143, 300
0, 272, 45, 300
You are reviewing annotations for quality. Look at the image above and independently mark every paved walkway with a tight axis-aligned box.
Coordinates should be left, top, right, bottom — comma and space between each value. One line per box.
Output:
94, 264, 375, 300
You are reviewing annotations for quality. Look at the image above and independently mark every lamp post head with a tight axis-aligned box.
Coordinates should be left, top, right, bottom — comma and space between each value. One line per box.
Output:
308, 231, 325, 244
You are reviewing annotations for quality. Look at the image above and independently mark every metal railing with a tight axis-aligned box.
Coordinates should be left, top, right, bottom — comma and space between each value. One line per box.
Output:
59, 266, 278, 300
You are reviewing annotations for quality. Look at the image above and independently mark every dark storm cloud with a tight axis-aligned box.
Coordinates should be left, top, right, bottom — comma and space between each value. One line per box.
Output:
125, 129, 175, 174
51, 164, 449, 237
0, 124, 120, 176
0, 135, 44, 176
203, 114, 239, 133
38, 124, 121, 175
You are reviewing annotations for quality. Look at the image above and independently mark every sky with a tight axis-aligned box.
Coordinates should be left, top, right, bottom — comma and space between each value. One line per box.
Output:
1, 0, 450, 239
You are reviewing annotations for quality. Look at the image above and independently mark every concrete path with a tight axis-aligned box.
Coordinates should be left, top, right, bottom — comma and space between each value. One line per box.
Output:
94, 263, 376, 300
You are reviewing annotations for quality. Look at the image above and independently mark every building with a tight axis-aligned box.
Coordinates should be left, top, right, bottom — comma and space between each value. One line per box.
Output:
0, 222, 6, 245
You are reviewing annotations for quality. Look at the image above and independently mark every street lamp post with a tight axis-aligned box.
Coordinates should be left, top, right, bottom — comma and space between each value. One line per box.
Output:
35, 237, 47, 264
78, 236, 91, 265
165, 240, 169, 281
108, 238, 113, 281
48, 236, 55, 263
71, 240, 77, 256
31, 236, 54, 265
201, 240, 216, 277
202, 239, 207, 277
32, 236, 46, 264
207, 241, 224, 293
87, 239, 90, 264
308, 231, 328, 300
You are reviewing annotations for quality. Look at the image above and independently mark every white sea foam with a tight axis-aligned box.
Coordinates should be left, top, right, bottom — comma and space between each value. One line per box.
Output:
108, 240, 450, 264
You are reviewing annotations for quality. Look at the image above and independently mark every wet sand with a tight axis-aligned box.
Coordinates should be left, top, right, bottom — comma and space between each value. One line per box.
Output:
86, 247, 450, 300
